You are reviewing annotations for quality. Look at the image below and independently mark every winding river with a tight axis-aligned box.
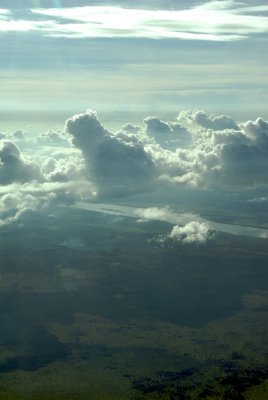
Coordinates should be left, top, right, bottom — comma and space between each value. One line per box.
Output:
73, 202, 268, 239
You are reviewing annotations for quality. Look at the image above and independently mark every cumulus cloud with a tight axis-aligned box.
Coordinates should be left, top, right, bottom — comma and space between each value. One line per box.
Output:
177, 110, 239, 131
135, 206, 212, 244
63, 109, 268, 193
1, 108, 268, 227
242, 117, 268, 149
0, 139, 93, 226
135, 206, 199, 225
65, 110, 155, 197
169, 221, 212, 244
144, 116, 191, 149
121, 123, 140, 135
152, 111, 268, 189
0, 141, 42, 185
0, 180, 95, 226
37, 130, 70, 147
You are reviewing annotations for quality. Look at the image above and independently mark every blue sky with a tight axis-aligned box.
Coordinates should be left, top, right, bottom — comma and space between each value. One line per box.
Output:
1, 0, 268, 126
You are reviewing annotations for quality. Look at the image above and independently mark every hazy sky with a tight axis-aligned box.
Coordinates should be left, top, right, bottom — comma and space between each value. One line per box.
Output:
1, 0, 268, 125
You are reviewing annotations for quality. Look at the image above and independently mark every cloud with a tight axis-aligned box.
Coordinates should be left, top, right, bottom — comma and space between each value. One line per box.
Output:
1, 2, 268, 41
121, 123, 141, 135
0, 180, 95, 226
0, 140, 93, 226
177, 110, 239, 131
135, 206, 212, 244
169, 221, 212, 244
144, 116, 191, 149
65, 110, 155, 197
0, 141, 42, 185
37, 130, 70, 147
1, 108, 268, 227
150, 111, 268, 189
135, 206, 198, 225
242, 117, 268, 149
63, 109, 268, 192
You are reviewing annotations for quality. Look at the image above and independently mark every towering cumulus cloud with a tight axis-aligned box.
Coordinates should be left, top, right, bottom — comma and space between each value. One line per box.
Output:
0, 141, 42, 185
65, 110, 155, 197
64, 109, 268, 196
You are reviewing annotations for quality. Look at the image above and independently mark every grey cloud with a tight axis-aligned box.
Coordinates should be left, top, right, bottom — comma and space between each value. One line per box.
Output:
0, 141, 42, 185
242, 117, 268, 149
13, 130, 25, 139
121, 123, 141, 135
65, 110, 155, 197
144, 116, 190, 149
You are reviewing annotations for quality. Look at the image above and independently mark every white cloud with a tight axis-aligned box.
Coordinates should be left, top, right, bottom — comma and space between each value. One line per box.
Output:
0, 179, 95, 227
135, 206, 199, 225
0, 9, 9, 15
1, 108, 268, 227
177, 110, 239, 131
169, 221, 212, 244
0, 2, 265, 41
135, 206, 212, 244
63, 110, 268, 191
153, 111, 268, 189
135, 206, 181, 224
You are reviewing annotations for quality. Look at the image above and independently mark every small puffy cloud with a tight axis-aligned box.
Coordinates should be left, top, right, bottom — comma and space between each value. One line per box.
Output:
37, 130, 70, 147
121, 123, 140, 135
169, 221, 212, 244
242, 117, 268, 149
40, 150, 85, 183
0, 141, 42, 185
144, 116, 190, 149
136, 206, 175, 222
144, 116, 171, 137
65, 110, 155, 197
135, 206, 212, 244
177, 110, 239, 131
13, 130, 26, 139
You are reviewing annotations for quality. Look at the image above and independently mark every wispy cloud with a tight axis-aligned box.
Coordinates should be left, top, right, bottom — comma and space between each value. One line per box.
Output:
1, 1, 268, 41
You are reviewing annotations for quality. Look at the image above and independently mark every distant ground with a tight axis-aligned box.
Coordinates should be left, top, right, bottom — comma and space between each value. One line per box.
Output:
0, 207, 268, 399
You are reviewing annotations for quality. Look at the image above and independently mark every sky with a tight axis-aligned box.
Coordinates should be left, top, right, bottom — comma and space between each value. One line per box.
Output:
0, 0, 268, 232
0, 0, 268, 126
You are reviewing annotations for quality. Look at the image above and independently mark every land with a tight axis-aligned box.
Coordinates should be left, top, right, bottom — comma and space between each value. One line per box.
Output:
0, 206, 268, 399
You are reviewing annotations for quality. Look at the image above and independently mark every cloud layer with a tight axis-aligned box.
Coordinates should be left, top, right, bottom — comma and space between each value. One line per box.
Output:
1, 107, 268, 228
1, 1, 268, 41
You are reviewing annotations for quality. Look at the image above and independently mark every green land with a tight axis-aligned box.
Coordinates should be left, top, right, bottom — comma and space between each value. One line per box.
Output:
0, 207, 268, 399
